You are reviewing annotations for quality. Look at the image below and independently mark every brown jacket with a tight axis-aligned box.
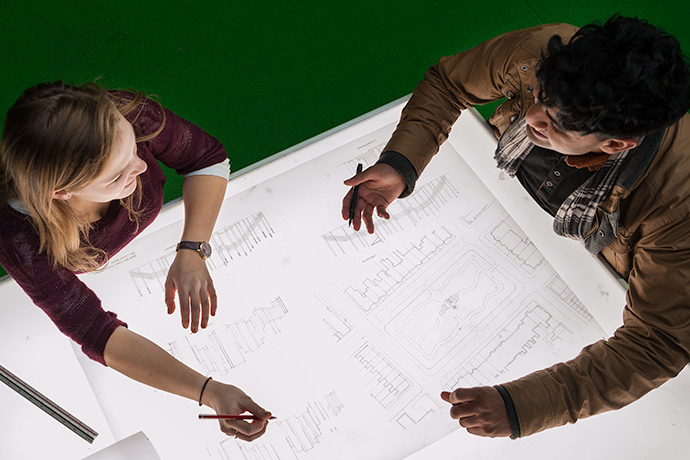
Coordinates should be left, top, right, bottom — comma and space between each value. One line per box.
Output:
384, 23, 690, 436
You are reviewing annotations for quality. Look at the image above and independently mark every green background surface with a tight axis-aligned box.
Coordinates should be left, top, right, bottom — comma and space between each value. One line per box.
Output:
1, 1, 689, 278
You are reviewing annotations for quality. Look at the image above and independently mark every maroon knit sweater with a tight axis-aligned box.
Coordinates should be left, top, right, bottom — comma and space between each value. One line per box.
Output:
0, 92, 227, 364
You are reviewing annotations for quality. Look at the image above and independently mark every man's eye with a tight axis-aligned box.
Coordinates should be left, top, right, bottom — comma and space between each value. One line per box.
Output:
113, 174, 123, 183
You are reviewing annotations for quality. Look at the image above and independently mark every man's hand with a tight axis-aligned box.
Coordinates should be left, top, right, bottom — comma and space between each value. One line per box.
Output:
165, 249, 217, 333
341, 163, 407, 233
440, 386, 512, 438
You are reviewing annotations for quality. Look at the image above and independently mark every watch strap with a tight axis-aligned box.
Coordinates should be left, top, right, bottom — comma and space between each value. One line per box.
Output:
176, 241, 212, 259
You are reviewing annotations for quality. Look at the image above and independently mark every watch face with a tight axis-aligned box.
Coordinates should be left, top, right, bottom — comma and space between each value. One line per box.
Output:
199, 241, 212, 258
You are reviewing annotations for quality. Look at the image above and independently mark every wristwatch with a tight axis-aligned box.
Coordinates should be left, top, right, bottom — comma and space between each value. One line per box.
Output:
176, 241, 212, 259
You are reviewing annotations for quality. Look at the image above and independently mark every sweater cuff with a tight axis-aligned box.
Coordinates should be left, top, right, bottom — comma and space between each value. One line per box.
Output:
83, 314, 127, 366
376, 151, 419, 198
495, 384, 521, 439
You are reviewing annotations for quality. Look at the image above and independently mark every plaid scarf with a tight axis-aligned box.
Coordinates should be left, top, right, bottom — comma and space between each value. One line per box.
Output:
493, 118, 633, 247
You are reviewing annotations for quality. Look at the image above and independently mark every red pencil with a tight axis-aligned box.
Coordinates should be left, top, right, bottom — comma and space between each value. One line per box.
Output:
198, 414, 276, 420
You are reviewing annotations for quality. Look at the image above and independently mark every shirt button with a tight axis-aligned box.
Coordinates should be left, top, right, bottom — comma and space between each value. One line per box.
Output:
506, 91, 514, 99
527, 86, 533, 93
545, 181, 553, 187
510, 115, 518, 122
521, 65, 529, 71
598, 230, 605, 237
553, 170, 561, 177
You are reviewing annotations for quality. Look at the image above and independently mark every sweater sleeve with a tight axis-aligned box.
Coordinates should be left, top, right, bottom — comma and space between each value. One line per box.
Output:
501, 215, 690, 436
382, 23, 577, 179
0, 210, 125, 365
116, 93, 229, 175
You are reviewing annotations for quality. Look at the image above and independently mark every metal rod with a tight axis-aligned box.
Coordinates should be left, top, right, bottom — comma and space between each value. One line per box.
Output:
0, 363, 98, 443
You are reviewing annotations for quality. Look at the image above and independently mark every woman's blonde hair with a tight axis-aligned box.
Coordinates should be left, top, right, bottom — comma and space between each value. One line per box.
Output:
0, 81, 164, 272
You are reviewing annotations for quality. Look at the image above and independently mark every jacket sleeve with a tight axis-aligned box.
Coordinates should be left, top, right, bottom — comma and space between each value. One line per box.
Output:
502, 215, 690, 436
383, 23, 577, 177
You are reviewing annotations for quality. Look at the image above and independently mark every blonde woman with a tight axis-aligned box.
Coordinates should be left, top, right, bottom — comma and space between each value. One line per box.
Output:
0, 82, 271, 440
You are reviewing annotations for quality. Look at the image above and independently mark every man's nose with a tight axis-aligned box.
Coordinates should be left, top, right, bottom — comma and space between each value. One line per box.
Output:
525, 102, 549, 130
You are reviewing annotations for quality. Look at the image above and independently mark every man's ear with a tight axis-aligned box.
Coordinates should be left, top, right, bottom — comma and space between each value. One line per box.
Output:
600, 138, 638, 155
52, 190, 72, 200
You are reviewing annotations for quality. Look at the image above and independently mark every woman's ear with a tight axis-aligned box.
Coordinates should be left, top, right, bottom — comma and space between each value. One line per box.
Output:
52, 190, 72, 200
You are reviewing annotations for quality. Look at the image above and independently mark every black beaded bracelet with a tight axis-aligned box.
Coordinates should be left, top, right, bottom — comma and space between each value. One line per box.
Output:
198, 376, 213, 406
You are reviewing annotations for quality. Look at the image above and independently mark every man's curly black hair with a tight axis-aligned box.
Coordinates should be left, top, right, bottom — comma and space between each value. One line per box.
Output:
536, 14, 690, 139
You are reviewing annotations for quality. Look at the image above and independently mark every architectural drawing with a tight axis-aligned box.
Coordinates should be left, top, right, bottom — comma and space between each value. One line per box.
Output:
391, 393, 438, 429
277, 391, 344, 455
352, 341, 413, 409
209, 212, 276, 267
222, 392, 344, 460
321, 175, 459, 257
75, 108, 613, 460
167, 298, 288, 376
484, 217, 544, 275
130, 212, 277, 296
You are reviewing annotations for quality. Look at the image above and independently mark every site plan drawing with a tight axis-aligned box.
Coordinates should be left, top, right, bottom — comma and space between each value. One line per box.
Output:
74, 104, 613, 460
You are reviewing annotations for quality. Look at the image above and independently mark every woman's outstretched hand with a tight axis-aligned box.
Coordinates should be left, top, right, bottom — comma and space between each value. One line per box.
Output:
165, 249, 217, 333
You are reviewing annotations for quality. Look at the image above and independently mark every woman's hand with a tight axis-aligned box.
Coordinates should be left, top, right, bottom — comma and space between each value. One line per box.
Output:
165, 249, 217, 332
202, 380, 272, 441
104, 327, 271, 441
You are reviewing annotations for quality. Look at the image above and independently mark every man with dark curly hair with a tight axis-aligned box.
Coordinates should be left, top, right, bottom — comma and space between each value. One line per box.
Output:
341, 15, 690, 438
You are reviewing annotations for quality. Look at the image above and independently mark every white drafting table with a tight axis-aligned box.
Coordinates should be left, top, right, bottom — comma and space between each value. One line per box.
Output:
0, 278, 116, 459
0, 99, 688, 460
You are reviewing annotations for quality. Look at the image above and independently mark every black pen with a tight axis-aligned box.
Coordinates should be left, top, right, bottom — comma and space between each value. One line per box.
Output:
348, 163, 363, 227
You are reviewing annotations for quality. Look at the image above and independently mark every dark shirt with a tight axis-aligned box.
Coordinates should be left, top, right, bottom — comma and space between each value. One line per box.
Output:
515, 146, 596, 216
0, 92, 227, 364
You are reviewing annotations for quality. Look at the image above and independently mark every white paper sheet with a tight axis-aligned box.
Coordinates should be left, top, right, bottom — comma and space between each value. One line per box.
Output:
74, 103, 638, 460
0, 279, 115, 460
82, 431, 162, 460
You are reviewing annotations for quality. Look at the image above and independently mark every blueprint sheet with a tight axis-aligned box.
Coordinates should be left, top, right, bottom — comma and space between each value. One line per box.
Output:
75, 103, 611, 460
